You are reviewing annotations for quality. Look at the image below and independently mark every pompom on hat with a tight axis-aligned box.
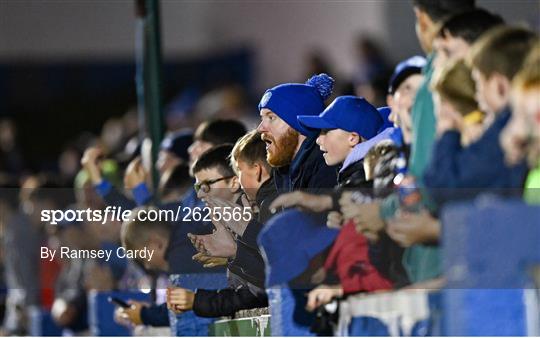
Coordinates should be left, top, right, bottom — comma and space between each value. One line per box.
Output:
258, 73, 335, 137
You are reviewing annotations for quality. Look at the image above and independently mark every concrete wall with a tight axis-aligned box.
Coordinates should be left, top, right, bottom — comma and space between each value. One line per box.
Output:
1, 0, 538, 91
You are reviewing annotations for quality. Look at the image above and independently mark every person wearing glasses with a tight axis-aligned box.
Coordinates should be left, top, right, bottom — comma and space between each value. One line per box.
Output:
113, 120, 246, 336
168, 144, 270, 318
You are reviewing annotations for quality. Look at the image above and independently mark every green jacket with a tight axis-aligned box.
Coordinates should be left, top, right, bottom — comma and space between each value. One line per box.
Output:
381, 53, 441, 283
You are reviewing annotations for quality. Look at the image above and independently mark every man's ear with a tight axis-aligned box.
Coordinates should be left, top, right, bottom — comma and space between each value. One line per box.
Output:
349, 132, 361, 147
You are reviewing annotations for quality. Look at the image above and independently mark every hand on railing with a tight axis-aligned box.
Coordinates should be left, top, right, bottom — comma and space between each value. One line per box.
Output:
167, 287, 195, 314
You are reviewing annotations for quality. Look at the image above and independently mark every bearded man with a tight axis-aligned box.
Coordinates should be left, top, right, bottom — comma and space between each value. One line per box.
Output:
257, 73, 339, 193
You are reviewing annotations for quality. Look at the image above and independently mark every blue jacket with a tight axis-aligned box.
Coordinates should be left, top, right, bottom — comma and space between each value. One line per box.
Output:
423, 108, 528, 207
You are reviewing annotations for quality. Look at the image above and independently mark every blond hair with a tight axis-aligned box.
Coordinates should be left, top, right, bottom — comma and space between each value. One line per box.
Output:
432, 59, 479, 116
230, 129, 270, 174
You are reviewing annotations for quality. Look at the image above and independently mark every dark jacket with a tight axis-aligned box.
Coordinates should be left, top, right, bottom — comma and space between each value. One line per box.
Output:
273, 135, 338, 193
337, 157, 367, 188
140, 303, 169, 327
237, 177, 279, 249
229, 177, 279, 287
193, 287, 268, 318
423, 108, 528, 207
200, 178, 276, 316
185, 182, 277, 319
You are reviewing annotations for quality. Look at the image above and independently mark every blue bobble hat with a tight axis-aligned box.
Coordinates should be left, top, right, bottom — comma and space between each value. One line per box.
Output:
258, 73, 335, 137
257, 209, 339, 287
388, 56, 426, 94
160, 129, 193, 163
298, 95, 384, 140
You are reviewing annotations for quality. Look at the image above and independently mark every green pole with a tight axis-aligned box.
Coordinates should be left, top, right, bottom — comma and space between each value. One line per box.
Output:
136, 0, 164, 193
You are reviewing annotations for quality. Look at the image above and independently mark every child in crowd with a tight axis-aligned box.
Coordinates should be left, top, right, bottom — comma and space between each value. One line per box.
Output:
167, 144, 269, 318
501, 43, 540, 205
423, 26, 537, 206
431, 59, 484, 146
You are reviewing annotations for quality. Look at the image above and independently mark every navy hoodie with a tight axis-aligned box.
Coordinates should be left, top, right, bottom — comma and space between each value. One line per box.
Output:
423, 108, 528, 207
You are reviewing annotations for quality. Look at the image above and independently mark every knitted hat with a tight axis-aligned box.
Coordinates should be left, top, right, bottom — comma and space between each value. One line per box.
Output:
258, 73, 335, 137
298, 95, 383, 140
160, 129, 193, 163
388, 56, 426, 94
257, 209, 338, 287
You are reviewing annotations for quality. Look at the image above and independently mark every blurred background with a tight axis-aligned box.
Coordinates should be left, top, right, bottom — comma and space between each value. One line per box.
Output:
0, 1, 539, 336
0, 0, 538, 173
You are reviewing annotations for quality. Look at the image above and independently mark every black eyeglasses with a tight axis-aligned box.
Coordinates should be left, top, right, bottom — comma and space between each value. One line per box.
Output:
194, 176, 234, 193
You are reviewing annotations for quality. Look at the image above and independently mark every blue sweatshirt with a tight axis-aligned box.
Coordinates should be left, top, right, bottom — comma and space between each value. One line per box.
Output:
424, 107, 528, 207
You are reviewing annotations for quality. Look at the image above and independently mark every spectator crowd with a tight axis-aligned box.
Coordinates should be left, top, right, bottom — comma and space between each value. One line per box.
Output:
0, 0, 538, 336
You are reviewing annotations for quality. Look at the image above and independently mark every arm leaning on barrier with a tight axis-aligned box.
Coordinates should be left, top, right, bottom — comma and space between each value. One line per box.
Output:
269, 191, 333, 214
167, 286, 268, 318
306, 284, 344, 312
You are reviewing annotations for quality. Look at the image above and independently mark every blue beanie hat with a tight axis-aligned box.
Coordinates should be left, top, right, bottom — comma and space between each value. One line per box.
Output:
160, 129, 193, 163
298, 95, 383, 140
388, 56, 426, 94
258, 73, 335, 137
257, 209, 339, 287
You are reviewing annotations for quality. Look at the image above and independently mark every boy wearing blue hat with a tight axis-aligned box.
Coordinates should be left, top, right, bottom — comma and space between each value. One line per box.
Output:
270, 95, 384, 213
267, 97, 406, 315
299, 95, 383, 169
257, 73, 339, 193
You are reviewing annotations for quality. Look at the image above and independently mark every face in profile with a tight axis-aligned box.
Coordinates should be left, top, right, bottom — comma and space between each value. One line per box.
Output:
515, 89, 540, 140
257, 109, 299, 167
316, 129, 359, 166
433, 33, 470, 70
388, 74, 424, 144
505, 86, 540, 163
234, 159, 262, 201
471, 68, 505, 116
